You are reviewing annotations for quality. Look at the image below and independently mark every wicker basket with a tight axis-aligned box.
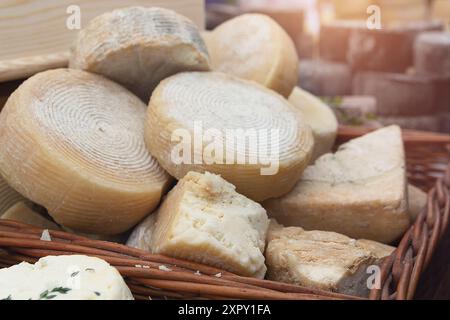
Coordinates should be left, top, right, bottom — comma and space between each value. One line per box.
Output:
0, 126, 449, 300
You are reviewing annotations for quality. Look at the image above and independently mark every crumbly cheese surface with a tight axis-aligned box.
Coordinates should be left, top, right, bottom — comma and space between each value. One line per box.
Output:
151, 171, 270, 278
265, 221, 394, 296
264, 126, 410, 243
0, 255, 134, 300
70, 6, 210, 101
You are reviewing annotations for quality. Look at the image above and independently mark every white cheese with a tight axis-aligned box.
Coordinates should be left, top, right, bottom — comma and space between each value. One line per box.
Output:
0, 255, 134, 300
204, 14, 298, 97
265, 221, 395, 297
151, 171, 270, 279
126, 211, 158, 251
145, 71, 314, 201
263, 126, 410, 243
288, 87, 338, 162
69, 6, 210, 102
0, 69, 171, 235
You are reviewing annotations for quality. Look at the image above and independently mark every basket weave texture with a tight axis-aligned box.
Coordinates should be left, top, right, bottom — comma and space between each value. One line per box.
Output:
0, 126, 449, 300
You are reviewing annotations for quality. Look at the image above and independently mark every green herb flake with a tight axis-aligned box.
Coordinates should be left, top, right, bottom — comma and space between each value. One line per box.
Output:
71, 271, 80, 277
2, 295, 12, 300
94, 291, 101, 296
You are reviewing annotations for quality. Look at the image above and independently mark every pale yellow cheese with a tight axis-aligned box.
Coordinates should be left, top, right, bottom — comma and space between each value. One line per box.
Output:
265, 221, 395, 297
0, 175, 26, 217
1, 202, 60, 230
145, 71, 314, 201
0, 69, 171, 235
69, 6, 210, 102
151, 171, 270, 278
408, 184, 427, 221
263, 126, 410, 243
288, 87, 338, 162
204, 13, 298, 97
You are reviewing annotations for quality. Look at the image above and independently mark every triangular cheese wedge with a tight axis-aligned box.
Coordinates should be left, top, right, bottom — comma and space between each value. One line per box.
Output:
263, 126, 410, 243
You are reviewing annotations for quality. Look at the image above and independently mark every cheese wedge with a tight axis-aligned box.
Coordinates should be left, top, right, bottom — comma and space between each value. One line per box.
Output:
0, 69, 171, 235
69, 6, 210, 102
1, 202, 60, 230
126, 211, 158, 251
288, 87, 338, 162
204, 13, 298, 97
265, 221, 395, 297
0, 175, 26, 217
145, 72, 314, 201
263, 126, 410, 243
151, 171, 269, 278
0, 255, 134, 300
408, 184, 427, 221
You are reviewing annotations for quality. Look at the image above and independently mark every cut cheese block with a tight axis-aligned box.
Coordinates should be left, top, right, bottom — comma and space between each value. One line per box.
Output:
265, 221, 395, 297
288, 87, 338, 162
1, 202, 60, 230
126, 211, 158, 251
0, 175, 26, 217
0, 69, 171, 235
414, 32, 450, 77
69, 6, 210, 102
408, 184, 427, 222
151, 171, 270, 278
299, 59, 352, 97
0, 255, 133, 300
145, 72, 314, 201
204, 13, 298, 97
319, 20, 366, 62
352, 72, 443, 116
263, 126, 410, 244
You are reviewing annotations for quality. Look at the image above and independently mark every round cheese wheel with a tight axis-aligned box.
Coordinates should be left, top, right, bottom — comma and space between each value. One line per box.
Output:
145, 72, 314, 202
69, 6, 210, 102
204, 14, 298, 98
0, 69, 171, 235
288, 87, 338, 162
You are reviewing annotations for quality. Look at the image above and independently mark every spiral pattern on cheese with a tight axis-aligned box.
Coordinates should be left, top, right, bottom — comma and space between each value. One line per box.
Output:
0, 69, 171, 235
0, 176, 26, 216
204, 14, 298, 97
69, 6, 210, 102
145, 72, 314, 201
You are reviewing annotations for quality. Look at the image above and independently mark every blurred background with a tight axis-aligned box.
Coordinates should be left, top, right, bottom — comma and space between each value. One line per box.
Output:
206, 0, 450, 133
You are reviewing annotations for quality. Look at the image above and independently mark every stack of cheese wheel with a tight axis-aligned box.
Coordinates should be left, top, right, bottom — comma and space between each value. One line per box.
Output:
203, 14, 298, 98
70, 6, 210, 102
0, 69, 171, 235
145, 72, 314, 202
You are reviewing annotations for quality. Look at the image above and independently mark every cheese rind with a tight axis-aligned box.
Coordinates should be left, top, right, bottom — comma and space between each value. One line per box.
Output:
0, 69, 171, 235
0, 255, 133, 300
145, 72, 314, 201
263, 126, 410, 243
69, 6, 210, 102
204, 14, 298, 97
288, 87, 338, 162
265, 221, 395, 296
1, 202, 60, 230
151, 171, 270, 278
